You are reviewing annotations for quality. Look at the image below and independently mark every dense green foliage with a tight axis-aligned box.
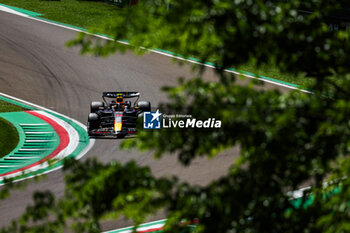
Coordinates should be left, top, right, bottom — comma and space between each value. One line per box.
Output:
2, 0, 350, 232
0, 117, 19, 158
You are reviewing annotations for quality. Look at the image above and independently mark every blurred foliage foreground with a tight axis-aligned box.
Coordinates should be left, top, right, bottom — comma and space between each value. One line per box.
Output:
2, 0, 350, 232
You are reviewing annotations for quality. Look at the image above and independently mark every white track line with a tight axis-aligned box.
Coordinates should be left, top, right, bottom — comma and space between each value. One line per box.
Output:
104, 219, 166, 233
25, 140, 56, 143
38, 110, 79, 160
5, 157, 41, 160
18, 149, 48, 151
20, 123, 48, 126
25, 132, 54, 134
0, 5, 29, 17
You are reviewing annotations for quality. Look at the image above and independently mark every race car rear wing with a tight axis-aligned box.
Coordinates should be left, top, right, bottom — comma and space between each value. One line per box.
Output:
103, 92, 140, 105
103, 92, 140, 98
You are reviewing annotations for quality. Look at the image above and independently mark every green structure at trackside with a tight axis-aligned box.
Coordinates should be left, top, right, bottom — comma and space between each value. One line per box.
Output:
0, 112, 59, 175
0, 94, 90, 184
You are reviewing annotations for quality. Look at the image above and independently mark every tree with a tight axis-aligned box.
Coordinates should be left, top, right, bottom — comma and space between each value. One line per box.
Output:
2, 0, 350, 232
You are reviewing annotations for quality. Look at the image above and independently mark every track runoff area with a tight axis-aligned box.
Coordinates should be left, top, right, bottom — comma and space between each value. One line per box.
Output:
0, 92, 94, 185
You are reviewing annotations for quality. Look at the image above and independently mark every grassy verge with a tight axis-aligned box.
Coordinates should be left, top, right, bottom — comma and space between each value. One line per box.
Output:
0, 117, 19, 158
0, 100, 26, 113
236, 63, 315, 87
0, 0, 313, 87
0, 100, 24, 158
0, 0, 121, 29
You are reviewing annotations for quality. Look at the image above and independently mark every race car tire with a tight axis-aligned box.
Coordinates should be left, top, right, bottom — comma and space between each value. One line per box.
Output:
88, 113, 99, 130
91, 101, 104, 113
137, 101, 151, 112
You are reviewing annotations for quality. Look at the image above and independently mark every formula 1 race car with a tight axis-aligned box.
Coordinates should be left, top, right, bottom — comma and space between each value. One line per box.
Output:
87, 92, 151, 138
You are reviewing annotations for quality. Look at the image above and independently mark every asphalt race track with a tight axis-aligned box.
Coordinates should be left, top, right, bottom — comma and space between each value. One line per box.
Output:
0, 10, 291, 230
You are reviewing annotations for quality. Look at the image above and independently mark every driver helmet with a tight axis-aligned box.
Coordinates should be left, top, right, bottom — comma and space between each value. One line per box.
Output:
116, 93, 124, 104
115, 93, 124, 110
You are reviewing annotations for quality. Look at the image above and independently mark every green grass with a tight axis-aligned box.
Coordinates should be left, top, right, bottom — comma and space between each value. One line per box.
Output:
0, 117, 19, 158
0, 100, 26, 158
0, 0, 314, 88
0, 100, 26, 113
0, 100, 24, 158
236, 62, 316, 88
0, 0, 121, 29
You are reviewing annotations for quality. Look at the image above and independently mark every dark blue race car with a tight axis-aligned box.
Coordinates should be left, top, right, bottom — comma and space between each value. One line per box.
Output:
88, 92, 151, 138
